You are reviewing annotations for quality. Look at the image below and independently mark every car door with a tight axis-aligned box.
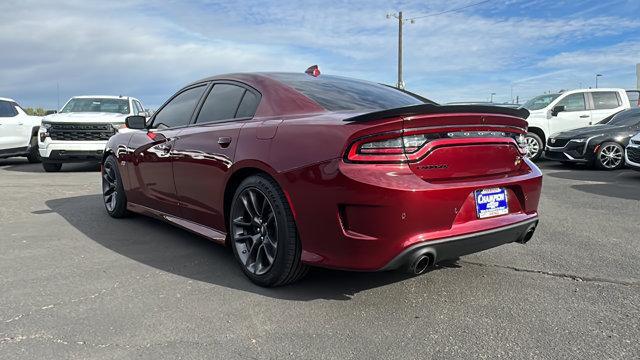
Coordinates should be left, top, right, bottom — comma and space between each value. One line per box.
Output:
126, 84, 208, 216
549, 92, 590, 134
172, 82, 261, 231
589, 91, 625, 123
0, 100, 26, 151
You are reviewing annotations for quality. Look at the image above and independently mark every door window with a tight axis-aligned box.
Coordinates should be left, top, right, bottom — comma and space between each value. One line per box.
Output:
152, 85, 206, 129
592, 92, 621, 110
195, 84, 246, 124
0, 101, 18, 117
556, 93, 586, 112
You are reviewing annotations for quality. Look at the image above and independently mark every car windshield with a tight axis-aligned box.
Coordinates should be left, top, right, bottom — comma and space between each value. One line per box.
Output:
599, 108, 640, 126
266, 73, 429, 111
522, 94, 561, 111
61, 98, 130, 114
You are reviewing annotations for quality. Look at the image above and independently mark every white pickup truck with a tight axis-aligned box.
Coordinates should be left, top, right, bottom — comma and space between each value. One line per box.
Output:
0, 97, 42, 163
38, 95, 147, 172
522, 88, 640, 160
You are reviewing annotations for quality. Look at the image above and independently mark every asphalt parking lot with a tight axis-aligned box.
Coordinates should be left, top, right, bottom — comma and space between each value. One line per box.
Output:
1, 158, 639, 359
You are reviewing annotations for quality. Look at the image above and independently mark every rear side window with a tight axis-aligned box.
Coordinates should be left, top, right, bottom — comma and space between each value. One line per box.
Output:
267, 73, 424, 111
592, 92, 620, 110
556, 93, 586, 112
0, 101, 18, 117
153, 85, 206, 129
196, 84, 246, 123
235, 91, 259, 118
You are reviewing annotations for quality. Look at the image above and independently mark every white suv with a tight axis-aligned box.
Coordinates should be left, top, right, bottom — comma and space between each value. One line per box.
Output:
38, 95, 147, 172
0, 97, 42, 163
522, 89, 635, 160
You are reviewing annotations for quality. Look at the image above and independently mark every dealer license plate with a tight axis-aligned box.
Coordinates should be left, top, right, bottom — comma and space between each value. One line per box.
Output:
475, 188, 509, 219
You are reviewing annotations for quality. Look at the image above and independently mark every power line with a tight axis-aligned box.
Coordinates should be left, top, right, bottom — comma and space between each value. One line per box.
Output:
408, 0, 492, 21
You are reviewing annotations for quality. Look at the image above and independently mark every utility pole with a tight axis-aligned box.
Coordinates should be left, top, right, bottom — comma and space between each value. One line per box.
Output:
57, 82, 60, 110
387, 12, 413, 89
397, 11, 403, 89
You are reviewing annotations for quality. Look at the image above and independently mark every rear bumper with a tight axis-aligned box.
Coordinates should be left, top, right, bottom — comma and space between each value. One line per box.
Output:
281, 158, 543, 271
381, 218, 539, 270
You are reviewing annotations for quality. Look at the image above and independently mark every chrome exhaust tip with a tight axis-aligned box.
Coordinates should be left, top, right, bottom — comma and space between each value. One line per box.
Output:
516, 223, 537, 244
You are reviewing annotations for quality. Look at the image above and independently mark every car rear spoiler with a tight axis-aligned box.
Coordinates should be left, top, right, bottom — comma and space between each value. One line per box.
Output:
343, 104, 530, 123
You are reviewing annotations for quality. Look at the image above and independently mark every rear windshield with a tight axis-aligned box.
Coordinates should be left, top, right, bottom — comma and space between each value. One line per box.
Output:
267, 73, 427, 111
61, 98, 130, 114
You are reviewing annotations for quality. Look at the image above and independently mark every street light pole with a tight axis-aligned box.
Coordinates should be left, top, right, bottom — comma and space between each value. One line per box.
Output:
595, 74, 602, 88
490, 92, 496, 103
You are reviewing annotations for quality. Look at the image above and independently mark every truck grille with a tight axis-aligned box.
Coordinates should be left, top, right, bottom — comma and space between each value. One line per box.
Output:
627, 147, 640, 163
49, 123, 116, 141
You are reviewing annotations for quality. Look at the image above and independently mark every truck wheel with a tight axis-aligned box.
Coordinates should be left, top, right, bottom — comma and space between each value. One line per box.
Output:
26, 137, 41, 163
42, 162, 62, 172
524, 132, 543, 161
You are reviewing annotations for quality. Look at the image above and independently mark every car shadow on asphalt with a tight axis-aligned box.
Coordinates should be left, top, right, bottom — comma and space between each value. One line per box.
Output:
0, 158, 99, 173
543, 165, 640, 200
44, 194, 429, 301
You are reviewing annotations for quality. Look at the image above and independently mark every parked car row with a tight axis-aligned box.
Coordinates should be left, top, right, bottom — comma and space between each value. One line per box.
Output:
522, 88, 639, 161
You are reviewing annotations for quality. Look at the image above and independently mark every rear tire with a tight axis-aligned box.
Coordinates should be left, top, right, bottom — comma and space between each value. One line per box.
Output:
42, 162, 62, 172
595, 142, 624, 170
229, 174, 308, 287
102, 155, 129, 218
524, 132, 543, 161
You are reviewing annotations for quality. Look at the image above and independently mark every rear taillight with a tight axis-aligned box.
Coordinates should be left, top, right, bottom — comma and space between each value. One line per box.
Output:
346, 130, 524, 163
346, 133, 439, 163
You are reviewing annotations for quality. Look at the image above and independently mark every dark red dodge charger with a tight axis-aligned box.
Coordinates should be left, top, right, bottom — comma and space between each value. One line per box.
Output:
102, 72, 542, 286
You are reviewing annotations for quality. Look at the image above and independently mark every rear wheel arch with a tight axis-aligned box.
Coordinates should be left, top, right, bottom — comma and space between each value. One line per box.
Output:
223, 165, 291, 241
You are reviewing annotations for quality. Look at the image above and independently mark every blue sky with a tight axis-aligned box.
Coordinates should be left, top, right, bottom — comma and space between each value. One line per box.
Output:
1, 0, 639, 109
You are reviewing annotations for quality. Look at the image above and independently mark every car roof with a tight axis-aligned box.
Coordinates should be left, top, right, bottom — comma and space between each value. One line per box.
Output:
0, 97, 17, 102
71, 95, 134, 100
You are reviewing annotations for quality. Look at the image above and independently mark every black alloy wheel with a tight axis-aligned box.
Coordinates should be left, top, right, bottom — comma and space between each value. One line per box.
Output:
230, 175, 307, 286
101, 155, 129, 217
231, 187, 278, 275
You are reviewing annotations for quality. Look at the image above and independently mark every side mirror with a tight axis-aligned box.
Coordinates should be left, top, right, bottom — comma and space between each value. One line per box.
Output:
125, 115, 147, 130
45, 110, 57, 115
551, 105, 565, 117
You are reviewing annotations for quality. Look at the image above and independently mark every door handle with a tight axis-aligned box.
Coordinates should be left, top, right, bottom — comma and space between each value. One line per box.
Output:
579, 115, 589, 118
218, 137, 232, 148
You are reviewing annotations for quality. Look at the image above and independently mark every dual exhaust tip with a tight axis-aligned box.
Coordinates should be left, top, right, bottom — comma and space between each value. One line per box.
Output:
405, 221, 538, 275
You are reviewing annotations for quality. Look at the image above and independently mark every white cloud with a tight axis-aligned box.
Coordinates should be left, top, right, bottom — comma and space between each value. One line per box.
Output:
0, 0, 638, 107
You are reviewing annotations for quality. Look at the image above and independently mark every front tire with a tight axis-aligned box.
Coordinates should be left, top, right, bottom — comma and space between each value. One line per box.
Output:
102, 155, 129, 217
42, 162, 62, 172
595, 142, 624, 170
26, 137, 41, 163
229, 175, 308, 287
524, 132, 543, 161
